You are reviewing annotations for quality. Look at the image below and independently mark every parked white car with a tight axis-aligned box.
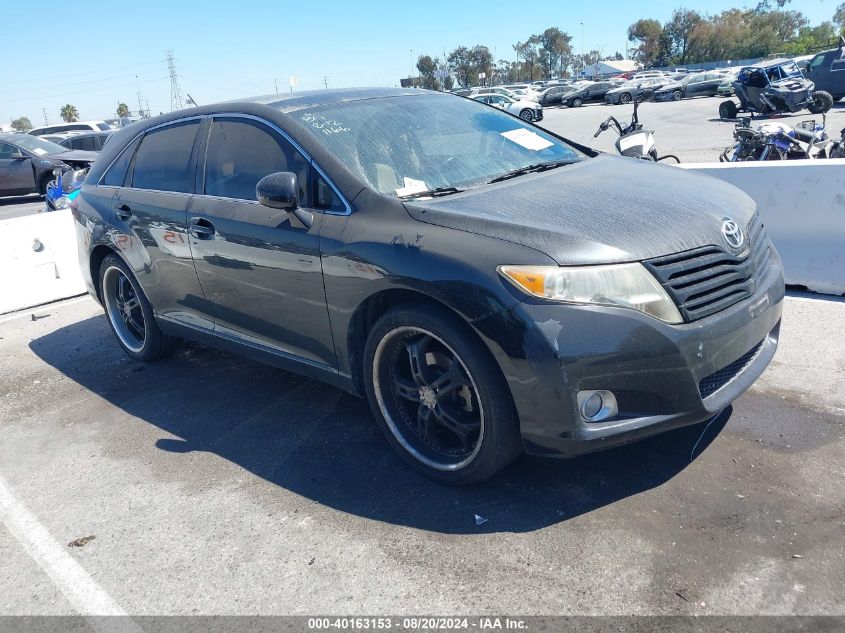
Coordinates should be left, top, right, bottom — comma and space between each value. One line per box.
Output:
471, 93, 544, 122
28, 121, 113, 136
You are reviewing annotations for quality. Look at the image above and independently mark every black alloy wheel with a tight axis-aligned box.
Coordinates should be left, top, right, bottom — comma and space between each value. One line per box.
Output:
364, 305, 521, 484
99, 254, 175, 361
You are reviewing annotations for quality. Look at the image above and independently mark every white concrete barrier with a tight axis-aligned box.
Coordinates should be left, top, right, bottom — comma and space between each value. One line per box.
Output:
682, 159, 845, 295
0, 210, 86, 314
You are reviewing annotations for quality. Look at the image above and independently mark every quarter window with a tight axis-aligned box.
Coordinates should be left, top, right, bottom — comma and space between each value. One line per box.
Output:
0, 143, 18, 159
102, 136, 142, 187
203, 117, 310, 204
131, 120, 200, 193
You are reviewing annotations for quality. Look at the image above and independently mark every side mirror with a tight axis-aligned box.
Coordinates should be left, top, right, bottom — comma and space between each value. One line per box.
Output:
256, 172, 298, 210
10, 152, 27, 160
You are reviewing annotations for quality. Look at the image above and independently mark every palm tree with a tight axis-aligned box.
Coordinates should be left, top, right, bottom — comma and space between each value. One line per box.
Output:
60, 104, 79, 122
116, 103, 130, 118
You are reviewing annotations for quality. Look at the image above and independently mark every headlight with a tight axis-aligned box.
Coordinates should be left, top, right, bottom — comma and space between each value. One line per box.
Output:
54, 196, 71, 210
498, 263, 683, 324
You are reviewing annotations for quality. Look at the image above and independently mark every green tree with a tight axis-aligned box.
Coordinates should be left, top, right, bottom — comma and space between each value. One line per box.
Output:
447, 46, 473, 88
10, 116, 32, 132
116, 102, 130, 118
665, 8, 703, 64
538, 27, 573, 78
835, 3, 845, 30
627, 19, 667, 67
60, 104, 79, 122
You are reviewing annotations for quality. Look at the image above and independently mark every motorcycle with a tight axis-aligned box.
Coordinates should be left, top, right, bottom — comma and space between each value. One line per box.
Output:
593, 89, 680, 162
720, 115, 841, 162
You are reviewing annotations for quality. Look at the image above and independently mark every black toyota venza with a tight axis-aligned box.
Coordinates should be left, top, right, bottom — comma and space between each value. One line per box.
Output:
73, 88, 783, 484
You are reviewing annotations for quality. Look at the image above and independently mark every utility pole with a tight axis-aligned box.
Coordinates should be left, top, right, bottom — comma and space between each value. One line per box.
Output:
167, 50, 184, 111
580, 22, 585, 77
274, 78, 280, 94
322, 76, 329, 89
42, 107, 48, 125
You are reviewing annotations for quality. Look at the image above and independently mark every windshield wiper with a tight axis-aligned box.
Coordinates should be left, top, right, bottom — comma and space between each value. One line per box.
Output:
398, 186, 464, 200
486, 160, 576, 184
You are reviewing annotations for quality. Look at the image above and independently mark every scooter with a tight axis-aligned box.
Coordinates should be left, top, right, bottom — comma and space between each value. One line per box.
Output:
594, 89, 680, 162
44, 167, 87, 212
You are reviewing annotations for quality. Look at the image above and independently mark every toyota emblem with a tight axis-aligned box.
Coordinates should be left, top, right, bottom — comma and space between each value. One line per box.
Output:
721, 218, 745, 250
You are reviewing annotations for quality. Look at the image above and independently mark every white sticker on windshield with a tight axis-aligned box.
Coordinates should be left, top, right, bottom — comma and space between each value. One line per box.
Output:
501, 128, 553, 151
32, 148, 48, 156
395, 177, 428, 197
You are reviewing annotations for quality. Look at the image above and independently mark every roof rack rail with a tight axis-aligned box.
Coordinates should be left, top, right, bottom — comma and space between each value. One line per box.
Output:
807, 35, 845, 53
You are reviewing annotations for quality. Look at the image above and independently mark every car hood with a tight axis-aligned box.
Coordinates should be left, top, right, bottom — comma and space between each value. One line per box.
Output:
403, 154, 756, 266
53, 149, 98, 163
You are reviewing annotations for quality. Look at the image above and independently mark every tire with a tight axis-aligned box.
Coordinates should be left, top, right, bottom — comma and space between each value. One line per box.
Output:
99, 254, 176, 361
719, 100, 738, 120
619, 92, 632, 104
363, 304, 522, 485
571, 97, 583, 108
672, 90, 683, 101
518, 108, 533, 122
807, 90, 833, 114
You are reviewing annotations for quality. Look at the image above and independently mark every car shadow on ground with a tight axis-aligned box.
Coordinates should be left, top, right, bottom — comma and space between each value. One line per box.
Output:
30, 315, 730, 534
0, 193, 41, 206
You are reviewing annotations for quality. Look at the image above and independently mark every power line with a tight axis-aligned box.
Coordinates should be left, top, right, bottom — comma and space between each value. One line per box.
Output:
167, 50, 184, 111
0, 76, 170, 105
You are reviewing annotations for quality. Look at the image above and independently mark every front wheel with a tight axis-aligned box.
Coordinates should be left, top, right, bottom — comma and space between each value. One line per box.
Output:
571, 97, 583, 107
518, 108, 534, 122
672, 90, 683, 101
99, 255, 176, 361
364, 305, 521, 485
807, 90, 833, 114
619, 92, 632, 104
719, 100, 738, 120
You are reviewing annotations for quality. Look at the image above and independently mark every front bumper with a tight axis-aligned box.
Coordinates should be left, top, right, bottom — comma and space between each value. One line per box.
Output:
533, 108, 544, 121
472, 245, 784, 458
654, 91, 675, 102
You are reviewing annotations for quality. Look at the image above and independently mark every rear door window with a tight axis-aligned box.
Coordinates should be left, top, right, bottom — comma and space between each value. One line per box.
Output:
131, 120, 200, 193
203, 117, 310, 205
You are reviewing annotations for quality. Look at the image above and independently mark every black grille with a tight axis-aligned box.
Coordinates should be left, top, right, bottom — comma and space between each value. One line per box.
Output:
699, 340, 764, 399
643, 213, 769, 322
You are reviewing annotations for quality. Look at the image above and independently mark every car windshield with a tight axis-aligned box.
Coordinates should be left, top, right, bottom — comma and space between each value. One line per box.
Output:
12, 135, 67, 156
289, 94, 582, 197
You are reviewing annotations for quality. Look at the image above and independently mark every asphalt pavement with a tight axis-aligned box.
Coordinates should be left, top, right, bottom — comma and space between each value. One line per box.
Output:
0, 294, 842, 616
0, 194, 43, 220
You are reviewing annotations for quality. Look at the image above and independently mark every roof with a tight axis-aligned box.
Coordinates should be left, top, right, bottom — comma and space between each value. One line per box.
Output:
235, 87, 430, 113
590, 59, 640, 73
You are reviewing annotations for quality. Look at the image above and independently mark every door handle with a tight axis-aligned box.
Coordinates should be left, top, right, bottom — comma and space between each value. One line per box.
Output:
189, 217, 215, 239
115, 203, 132, 220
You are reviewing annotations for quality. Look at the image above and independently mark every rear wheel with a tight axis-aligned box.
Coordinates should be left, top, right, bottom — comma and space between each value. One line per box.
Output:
99, 255, 176, 361
364, 304, 521, 485
619, 92, 632, 104
719, 100, 738, 120
807, 90, 833, 114
519, 108, 534, 122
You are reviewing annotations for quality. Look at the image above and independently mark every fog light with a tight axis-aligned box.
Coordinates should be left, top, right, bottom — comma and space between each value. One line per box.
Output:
577, 390, 618, 422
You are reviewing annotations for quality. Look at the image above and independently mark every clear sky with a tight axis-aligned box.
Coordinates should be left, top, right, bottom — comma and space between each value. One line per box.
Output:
0, 0, 838, 124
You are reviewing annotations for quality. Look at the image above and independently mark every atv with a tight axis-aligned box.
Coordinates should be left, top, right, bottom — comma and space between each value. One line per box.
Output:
718, 58, 833, 120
